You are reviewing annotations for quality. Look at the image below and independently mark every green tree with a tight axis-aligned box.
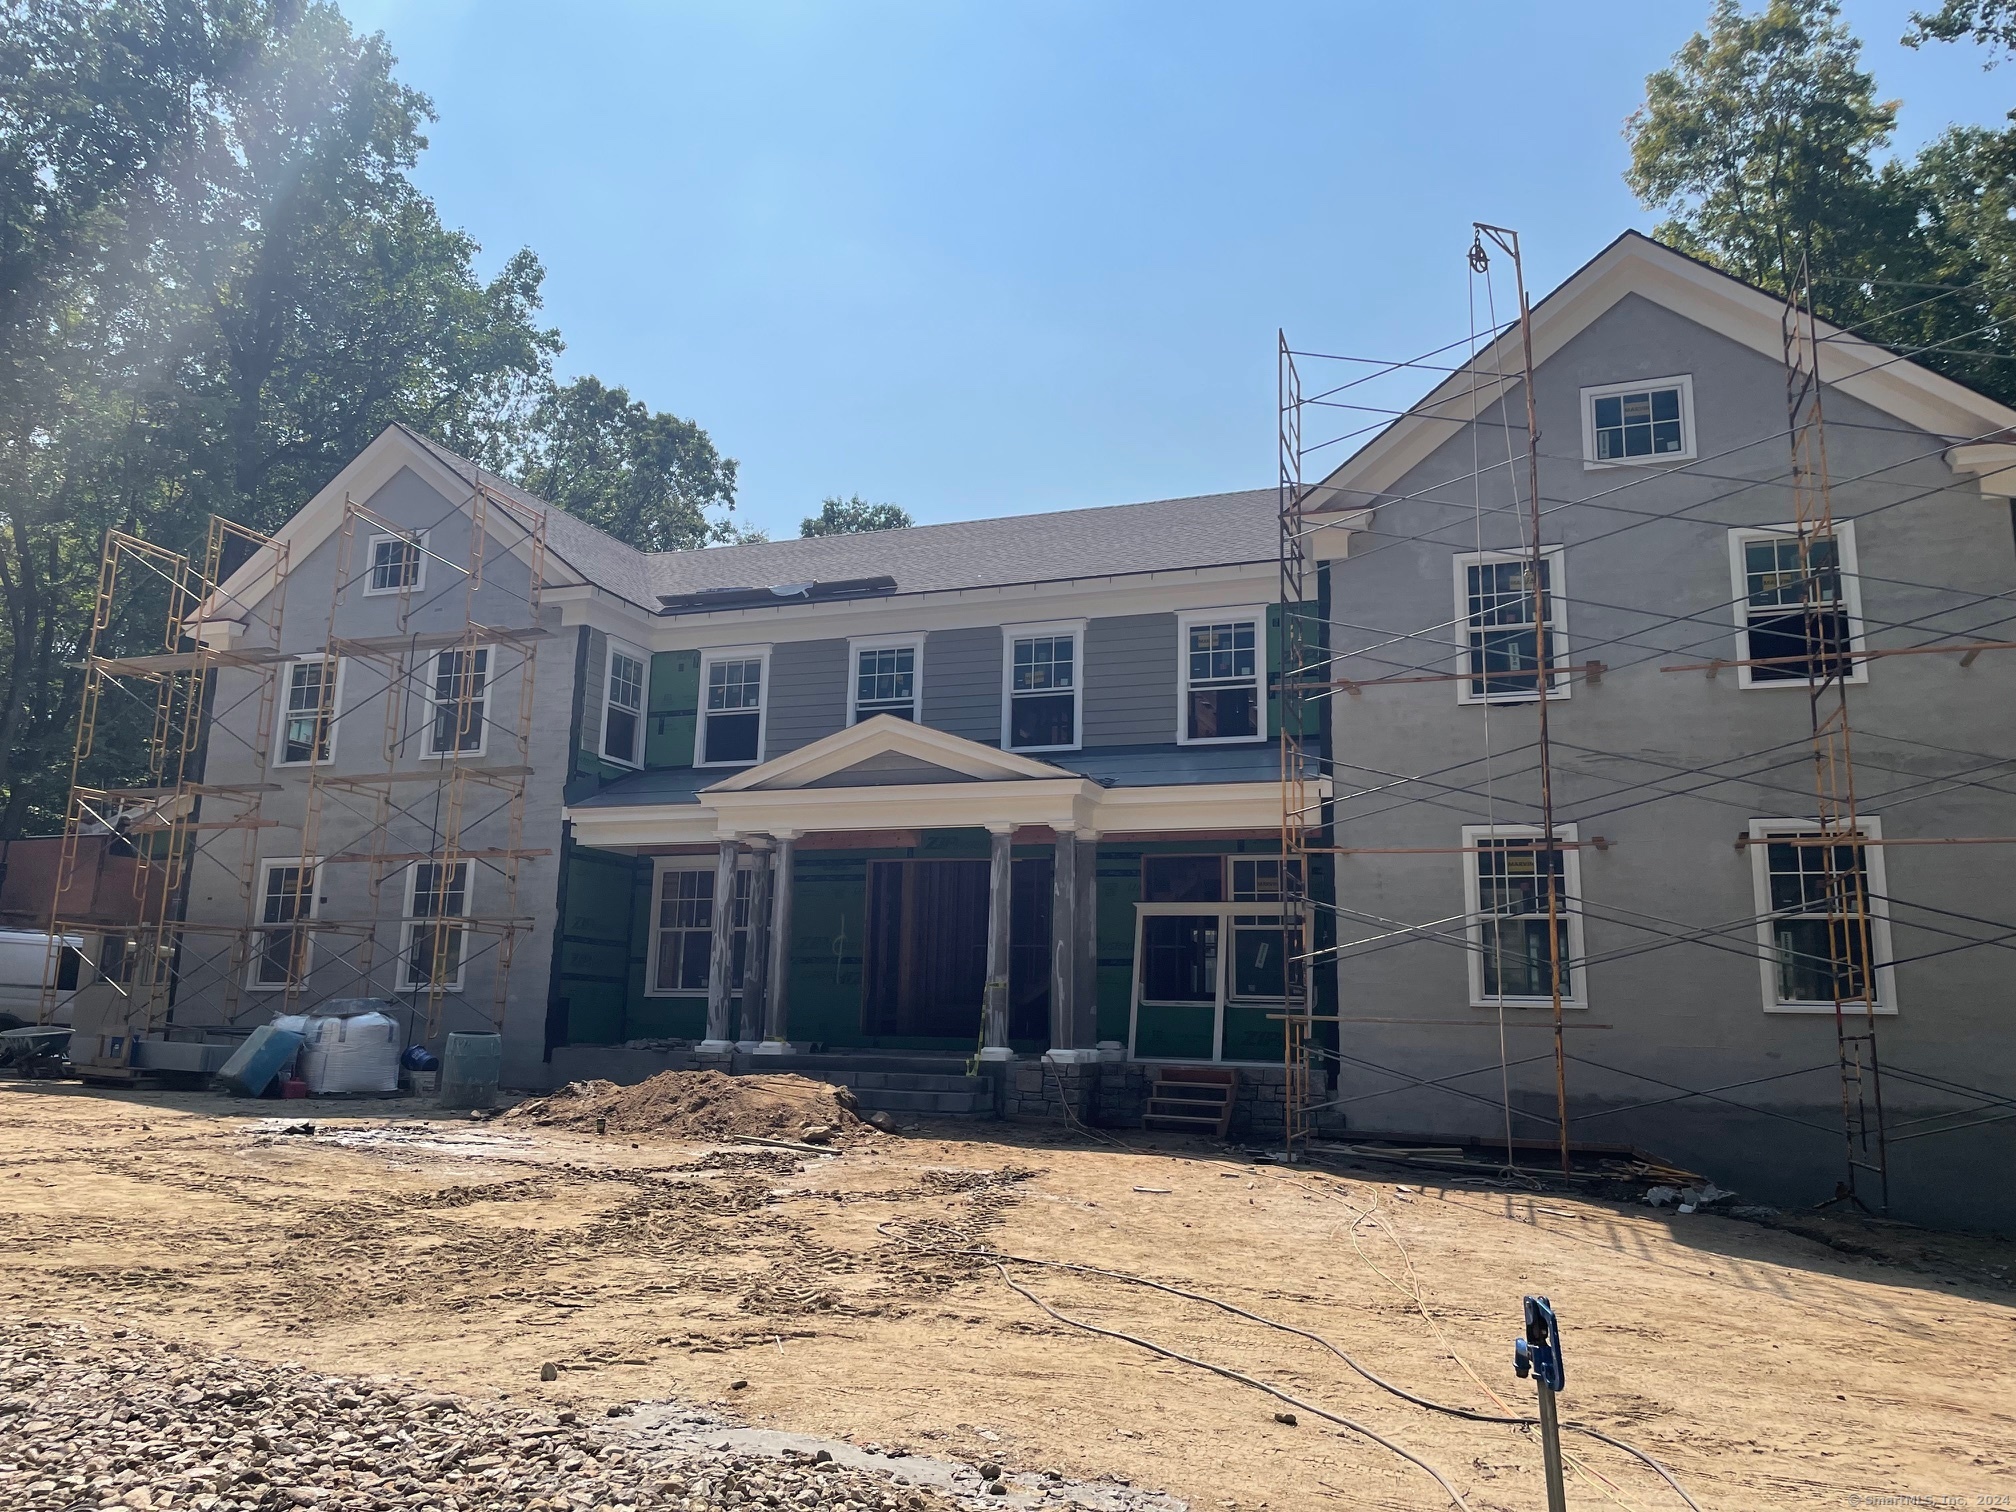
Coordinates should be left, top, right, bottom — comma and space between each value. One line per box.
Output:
1624, 0, 1906, 295
0, 2, 567, 834
1908, 0, 2016, 55
513, 375, 740, 552
1626, 0, 2016, 408
800, 494, 913, 537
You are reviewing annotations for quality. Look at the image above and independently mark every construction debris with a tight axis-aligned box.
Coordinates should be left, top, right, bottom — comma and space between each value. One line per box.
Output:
499, 1070, 878, 1146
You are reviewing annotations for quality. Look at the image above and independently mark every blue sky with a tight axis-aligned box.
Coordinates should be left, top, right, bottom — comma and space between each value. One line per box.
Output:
341, 1, 2015, 539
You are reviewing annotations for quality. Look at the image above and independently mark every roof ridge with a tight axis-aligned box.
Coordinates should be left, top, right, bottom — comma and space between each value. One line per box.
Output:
643, 485, 1276, 563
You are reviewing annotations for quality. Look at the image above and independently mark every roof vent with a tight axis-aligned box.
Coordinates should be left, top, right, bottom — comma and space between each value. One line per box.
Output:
657, 575, 898, 614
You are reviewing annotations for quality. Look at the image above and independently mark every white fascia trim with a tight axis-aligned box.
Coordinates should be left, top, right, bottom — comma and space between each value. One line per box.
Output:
1460, 822, 1587, 1011
598, 636, 648, 770
1175, 604, 1270, 747
1579, 373, 1697, 469
1726, 522, 1869, 690
1313, 233, 2016, 514
1943, 442, 2016, 499
706, 712, 1064, 792
1746, 816, 1897, 1015
1001, 618, 1087, 755
845, 632, 924, 726
361, 528, 429, 596
695, 644, 773, 770
1451, 546, 1571, 705
564, 778, 1311, 848
199, 427, 577, 638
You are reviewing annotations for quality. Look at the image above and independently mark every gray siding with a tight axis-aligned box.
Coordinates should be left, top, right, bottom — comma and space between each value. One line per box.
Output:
922, 626, 1002, 745
1084, 612, 1177, 747
765, 637, 847, 756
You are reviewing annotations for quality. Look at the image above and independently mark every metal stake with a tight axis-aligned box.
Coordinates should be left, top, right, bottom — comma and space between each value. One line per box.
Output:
1513, 1294, 1568, 1511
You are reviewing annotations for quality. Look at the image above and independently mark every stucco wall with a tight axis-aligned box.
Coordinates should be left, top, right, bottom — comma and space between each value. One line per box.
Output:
178, 465, 576, 1089
1324, 292, 2016, 1228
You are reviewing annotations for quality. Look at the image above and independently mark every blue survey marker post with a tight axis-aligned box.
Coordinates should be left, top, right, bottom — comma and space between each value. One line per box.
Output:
1514, 1295, 1569, 1510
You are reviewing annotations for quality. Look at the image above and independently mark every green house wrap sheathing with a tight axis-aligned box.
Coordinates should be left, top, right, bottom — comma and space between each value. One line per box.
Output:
555, 846, 645, 1045
647, 651, 700, 768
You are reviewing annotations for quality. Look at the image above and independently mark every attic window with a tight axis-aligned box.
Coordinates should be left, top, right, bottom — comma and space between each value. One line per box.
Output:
1581, 375, 1695, 466
365, 531, 426, 594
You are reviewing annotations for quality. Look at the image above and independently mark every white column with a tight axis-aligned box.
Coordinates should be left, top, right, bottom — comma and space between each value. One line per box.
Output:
700, 837, 740, 1052
754, 833, 796, 1055
738, 841, 772, 1051
979, 825, 1015, 1060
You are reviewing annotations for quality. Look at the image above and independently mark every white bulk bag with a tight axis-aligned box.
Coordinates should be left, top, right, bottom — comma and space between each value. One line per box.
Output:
297, 1010, 400, 1094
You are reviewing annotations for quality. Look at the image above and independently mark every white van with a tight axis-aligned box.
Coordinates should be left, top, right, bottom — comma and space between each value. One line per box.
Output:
0, 929, 88, 1025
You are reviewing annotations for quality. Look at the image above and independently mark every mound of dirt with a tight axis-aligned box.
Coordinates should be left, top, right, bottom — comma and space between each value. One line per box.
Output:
500, 1070, 875, 1145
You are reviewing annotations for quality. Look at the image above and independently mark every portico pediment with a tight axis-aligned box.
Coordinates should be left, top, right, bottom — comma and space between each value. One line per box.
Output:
704, 715, 1071, 794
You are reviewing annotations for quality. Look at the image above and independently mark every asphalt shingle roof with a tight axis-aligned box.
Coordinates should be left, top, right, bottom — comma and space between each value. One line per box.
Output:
393, 427, 1275, 611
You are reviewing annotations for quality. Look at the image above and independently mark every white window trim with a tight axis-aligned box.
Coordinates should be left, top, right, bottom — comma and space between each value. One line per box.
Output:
1580, 373, 1696, 469
398, 858, 472, 994
247, 857, 323, 992
846, 633, 925, 725
599, 638, 648, 770
273, 655, 346, 768
1746, 817, 1897, 1015
1461, 823, 1587, 1010
1000, 618, 1087, 754
643, 853, 754, 998
1727, 522, 1869, 690
696, 644, 772, 769
1452, 547, 1571, 706
362, 529, 429, 596
1175, 605, 1268, 747
422, 644, 491, 760
1126, 899, 1289, 1064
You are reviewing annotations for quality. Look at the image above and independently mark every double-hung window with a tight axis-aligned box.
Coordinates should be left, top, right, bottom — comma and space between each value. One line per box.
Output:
1454, 549, 1569, 703
647, 860, 752, 994
365, 531, 426, 594
1748, 818, 1894, 1013
1179, 610, 1263, 743
602, 642, 646, 767
401, 860, 470, 992
250, 859, 320, 990
699, 647, 767, 766
1582, 375, 1694, 465
849, 636, 921, 723
278, 656, 340, 766
1003, 621, 1083, 752
1462, 825, 1585, 1006
1729, 524, 1866, 688
427, 646, 489, 756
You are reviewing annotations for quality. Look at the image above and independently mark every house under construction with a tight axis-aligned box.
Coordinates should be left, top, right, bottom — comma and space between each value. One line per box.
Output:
41, 228, 2016, 1231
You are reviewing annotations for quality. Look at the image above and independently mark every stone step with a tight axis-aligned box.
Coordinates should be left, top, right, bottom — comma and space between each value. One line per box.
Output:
850, 1071, 990, 1092
851, 1086, 994, 1116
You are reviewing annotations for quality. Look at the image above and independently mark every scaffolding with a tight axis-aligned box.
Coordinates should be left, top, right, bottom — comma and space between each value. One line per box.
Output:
1274, 225, 2016, 1210
44, 463, 552, 1068
41, 520, 292, 1066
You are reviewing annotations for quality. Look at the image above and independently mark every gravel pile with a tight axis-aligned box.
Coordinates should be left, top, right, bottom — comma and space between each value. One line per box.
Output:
0, 1321, 969, 1512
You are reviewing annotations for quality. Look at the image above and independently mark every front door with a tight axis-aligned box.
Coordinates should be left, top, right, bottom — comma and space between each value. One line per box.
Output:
862, 859, 990, 1040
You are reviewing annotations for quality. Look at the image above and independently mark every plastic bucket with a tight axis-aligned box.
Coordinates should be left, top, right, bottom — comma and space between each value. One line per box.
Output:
437, 1031, 503, 1110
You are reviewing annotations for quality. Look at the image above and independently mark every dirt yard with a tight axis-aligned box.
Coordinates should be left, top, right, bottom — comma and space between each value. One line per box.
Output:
1, 1078, 2010, 1512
